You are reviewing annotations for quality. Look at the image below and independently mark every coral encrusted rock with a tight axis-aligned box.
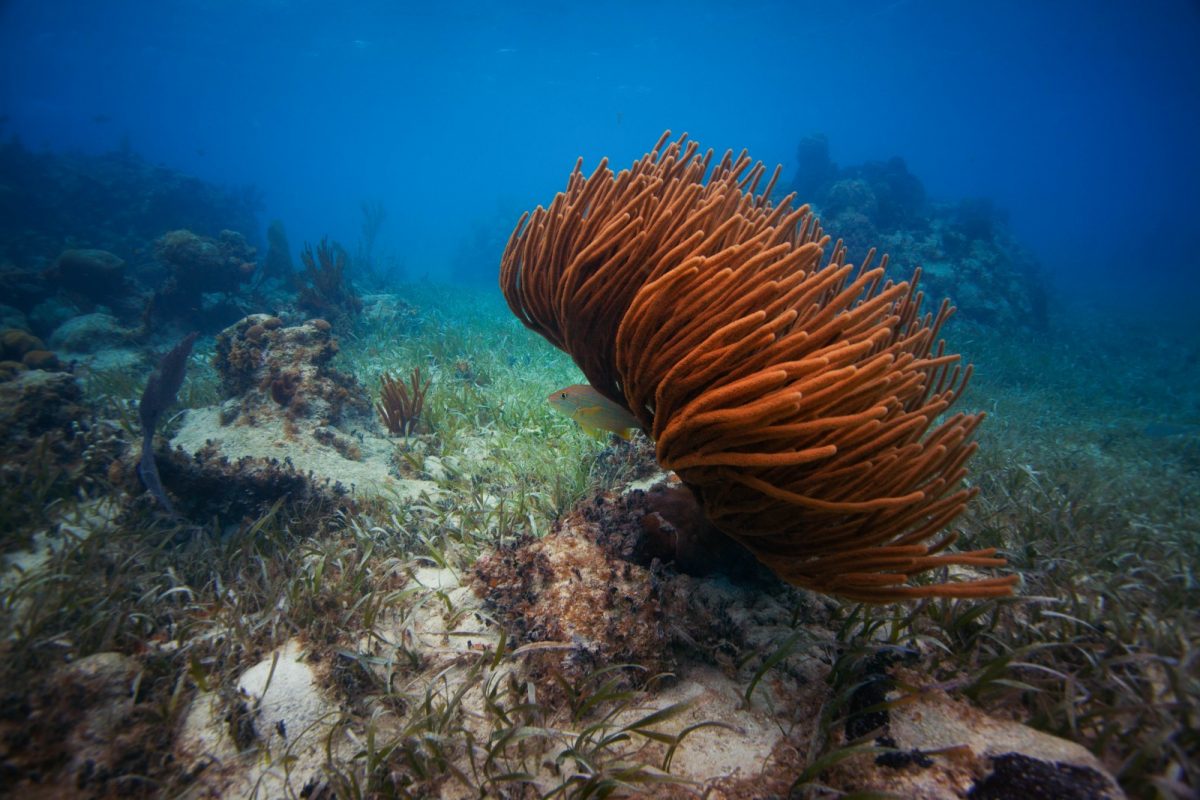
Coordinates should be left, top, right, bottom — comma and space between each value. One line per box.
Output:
166, 314, 436, 504
212, 313, 368, 428
473, 477, 829, 697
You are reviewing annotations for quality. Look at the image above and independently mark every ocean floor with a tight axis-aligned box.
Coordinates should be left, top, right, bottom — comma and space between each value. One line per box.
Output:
0, 283, 1196, 799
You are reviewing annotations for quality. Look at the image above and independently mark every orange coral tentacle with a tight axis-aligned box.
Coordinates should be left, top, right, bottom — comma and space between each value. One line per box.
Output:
499, 131, 1008, 603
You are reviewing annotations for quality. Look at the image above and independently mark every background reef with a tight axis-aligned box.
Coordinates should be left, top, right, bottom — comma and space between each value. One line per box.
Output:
0, 138, 261, 269
0, 140, 264, 336
788, 134, 1050, 332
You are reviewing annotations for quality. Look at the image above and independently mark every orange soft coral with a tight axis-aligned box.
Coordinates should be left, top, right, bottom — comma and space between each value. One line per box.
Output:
501, 131, 1016, 602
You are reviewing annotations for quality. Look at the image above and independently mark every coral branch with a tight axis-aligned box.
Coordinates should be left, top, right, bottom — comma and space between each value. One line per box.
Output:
297, 237, 362, 324
377, 366, 430, 436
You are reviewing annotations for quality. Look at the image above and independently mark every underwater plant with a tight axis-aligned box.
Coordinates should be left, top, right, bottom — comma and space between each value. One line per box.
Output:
501, 131, 1017, 602
377, 366, 430, 436
137, 331, 197, 514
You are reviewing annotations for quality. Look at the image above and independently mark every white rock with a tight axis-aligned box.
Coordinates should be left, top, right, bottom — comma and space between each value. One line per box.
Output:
236, 639, 333, 747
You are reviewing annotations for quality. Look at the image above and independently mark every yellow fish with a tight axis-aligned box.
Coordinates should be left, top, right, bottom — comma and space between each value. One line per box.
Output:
548, 384, 640, 440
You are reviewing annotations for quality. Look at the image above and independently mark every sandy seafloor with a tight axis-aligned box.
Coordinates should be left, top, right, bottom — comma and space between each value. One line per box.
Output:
0, 283, 1196, 799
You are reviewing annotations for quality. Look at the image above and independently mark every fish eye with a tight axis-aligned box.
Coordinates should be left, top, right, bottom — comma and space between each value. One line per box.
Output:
560, 392, 568, 399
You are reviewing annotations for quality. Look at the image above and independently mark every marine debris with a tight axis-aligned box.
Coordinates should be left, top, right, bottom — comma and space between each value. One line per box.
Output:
501, 131, 1016, 601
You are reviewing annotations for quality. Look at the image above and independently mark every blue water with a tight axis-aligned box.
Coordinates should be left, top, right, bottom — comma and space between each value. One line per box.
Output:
2, 0, 1198, 312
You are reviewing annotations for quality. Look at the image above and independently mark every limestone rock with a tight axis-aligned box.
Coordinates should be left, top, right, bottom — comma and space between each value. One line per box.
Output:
176, 640, 340, 798
824, 666, 1126, 798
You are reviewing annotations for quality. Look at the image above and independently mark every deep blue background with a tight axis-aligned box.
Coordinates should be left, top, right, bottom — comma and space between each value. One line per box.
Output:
3, 0, 1198, 312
